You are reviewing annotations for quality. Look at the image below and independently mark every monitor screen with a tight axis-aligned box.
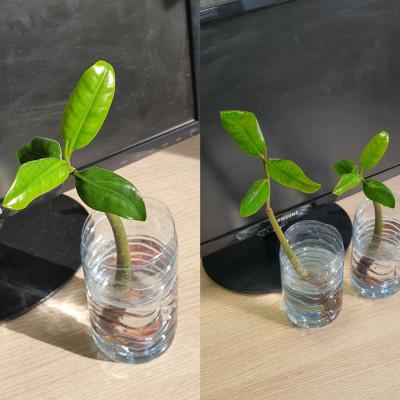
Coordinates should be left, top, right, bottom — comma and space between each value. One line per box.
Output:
200, 0, 400, 256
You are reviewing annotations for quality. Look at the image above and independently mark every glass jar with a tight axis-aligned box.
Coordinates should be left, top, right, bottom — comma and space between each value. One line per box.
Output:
279, 220, 344, 328
81, 197, 178, 363
351, 197, 400, 298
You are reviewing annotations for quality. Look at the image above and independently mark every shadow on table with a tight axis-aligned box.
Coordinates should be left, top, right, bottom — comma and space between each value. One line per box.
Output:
343, 277, 357, 297
202, 273, 289, 327
234, 294, 290, 327
3, 276, 110, 361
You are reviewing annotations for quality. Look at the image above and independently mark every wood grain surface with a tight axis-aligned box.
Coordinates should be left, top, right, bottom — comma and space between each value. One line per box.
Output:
0, 135, 200, 400
201, 175, 400, 400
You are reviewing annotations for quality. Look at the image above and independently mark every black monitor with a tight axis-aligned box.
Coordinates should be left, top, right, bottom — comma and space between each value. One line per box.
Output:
0, 0, 199, 321
200, 0, 400, 292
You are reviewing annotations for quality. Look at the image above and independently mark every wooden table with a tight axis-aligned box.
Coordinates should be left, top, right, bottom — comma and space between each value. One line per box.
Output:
201, 175, 400, 400
0, 136, 200, 400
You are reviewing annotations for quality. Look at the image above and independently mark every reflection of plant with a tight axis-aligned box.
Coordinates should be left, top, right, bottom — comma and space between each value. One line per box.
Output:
332, 131, 394, 251
2, 61, 146, 285
220, 110, 321, 280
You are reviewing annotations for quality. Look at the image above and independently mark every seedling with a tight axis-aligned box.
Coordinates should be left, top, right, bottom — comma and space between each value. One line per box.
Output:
220, 110, 321, 280
332, 131, 395, 280
333, 131, 395, 250
2, 61, 146, 285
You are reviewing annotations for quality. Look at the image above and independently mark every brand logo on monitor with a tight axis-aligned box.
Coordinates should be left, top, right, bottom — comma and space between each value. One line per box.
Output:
276, 210, 299, 223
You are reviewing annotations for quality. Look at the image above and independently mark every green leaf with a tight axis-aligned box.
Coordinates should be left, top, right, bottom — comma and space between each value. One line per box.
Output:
62, 60, 115, 157
334, 158, 358, 176
16, 136, 62, 164
240, 179, 270, 217
220, 110, 266, 157
73, 168, 146, 220
267, 158, 321, 193
363, 179, 395, 208
360, 131, 389, 171
3, 158, 70, 210
332, 173, 362, 195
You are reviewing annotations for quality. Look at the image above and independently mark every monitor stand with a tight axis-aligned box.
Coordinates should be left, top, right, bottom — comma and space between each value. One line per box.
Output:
202, 202, 352, 293
0, 195, 88, 322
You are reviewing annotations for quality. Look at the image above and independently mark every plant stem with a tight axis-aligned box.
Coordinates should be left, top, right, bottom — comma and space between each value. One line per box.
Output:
262, 158, 312, 281
371, 201, 383, 251
105, 213, 131, 285
266, 207, 311, 280
355, 201, 384, 278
